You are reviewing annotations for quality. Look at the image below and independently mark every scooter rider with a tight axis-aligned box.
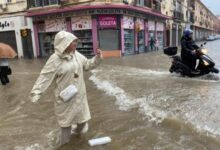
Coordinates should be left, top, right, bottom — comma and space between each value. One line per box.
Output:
181, 29, 200, 73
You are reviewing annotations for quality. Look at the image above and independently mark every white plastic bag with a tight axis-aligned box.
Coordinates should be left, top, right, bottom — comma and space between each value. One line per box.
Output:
88, 136, 111, 146
59, 84, 78, 102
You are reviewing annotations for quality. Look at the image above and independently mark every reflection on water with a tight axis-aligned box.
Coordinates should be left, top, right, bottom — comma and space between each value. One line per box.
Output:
0, 41, 220, 150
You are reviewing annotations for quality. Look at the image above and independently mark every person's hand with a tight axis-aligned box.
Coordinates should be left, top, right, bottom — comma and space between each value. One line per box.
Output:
96, 49, 103, 58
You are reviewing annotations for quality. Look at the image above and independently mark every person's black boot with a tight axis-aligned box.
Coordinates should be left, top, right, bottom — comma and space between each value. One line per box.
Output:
1, 78, 7, 85
5, 76, 9, 83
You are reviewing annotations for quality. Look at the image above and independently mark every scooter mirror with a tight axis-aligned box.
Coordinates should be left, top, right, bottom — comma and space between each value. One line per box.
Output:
204, 42, 207, 45
201, 44, 203, 47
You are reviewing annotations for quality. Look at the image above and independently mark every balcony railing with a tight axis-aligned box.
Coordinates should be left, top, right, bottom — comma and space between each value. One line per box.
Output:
28, 0, 60, 8
173, 11, 184, 20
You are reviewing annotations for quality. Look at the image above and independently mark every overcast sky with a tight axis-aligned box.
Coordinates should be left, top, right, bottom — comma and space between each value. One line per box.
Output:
201, 0, 220, 15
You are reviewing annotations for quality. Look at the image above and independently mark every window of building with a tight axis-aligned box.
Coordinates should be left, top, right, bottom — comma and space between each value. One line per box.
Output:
144, 0, 151, 7
44, 0, 59, 5
176, 1, 181, 12
136, 0, 145, 6
28, 0, 59, 7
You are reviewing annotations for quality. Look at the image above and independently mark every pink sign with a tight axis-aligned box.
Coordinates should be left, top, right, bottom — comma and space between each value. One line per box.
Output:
98, 15, 117, 28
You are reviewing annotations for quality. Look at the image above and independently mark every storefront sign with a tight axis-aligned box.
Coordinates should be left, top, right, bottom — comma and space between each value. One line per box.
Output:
72, 16, 92, 30
123, 16, 134, 29
148, 21, 155, 31
45, 18, 67, 32
156, 22, 164, 31
0, 20, 15, 30
98, 15, 117, 28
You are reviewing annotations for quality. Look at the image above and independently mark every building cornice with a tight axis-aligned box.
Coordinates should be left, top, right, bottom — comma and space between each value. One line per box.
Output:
25, 4, 170, 20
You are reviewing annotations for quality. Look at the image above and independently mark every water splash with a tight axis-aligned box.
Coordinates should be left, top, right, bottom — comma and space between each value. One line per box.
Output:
90, 67, 220, 138
171, 73, 220, 83
89, 70, 168, 124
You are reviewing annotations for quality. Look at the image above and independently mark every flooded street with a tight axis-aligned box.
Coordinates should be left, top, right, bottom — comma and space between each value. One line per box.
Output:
1, 40, 220, 150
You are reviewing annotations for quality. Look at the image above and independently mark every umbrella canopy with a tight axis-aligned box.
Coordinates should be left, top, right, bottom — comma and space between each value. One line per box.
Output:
0, 43, 17, 58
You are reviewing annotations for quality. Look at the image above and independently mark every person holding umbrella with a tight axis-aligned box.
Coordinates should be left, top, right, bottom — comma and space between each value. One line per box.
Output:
0, 43, 17, 85
0, 58, 10, 85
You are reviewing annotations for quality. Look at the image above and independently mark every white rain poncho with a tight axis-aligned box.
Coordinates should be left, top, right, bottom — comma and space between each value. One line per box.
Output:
30, 31, 101, 127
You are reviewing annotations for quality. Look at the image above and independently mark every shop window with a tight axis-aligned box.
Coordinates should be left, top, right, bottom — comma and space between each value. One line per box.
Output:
39, 32, 56, 57
157, 32, 164, 49
73, 30, 94, 57
136, 0, 144, 6
138, 30, 145, 53
98, 29, 120, 50
124, 29, 135, 55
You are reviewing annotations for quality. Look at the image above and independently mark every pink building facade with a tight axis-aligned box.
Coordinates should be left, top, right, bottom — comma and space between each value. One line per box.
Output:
27, 5, 168, 58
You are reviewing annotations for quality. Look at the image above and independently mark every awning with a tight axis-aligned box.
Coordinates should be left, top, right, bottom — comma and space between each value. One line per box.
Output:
26, 4, 170, 20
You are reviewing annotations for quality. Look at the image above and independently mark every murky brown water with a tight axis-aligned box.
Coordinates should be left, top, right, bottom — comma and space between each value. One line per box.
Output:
0, 41, 220, 150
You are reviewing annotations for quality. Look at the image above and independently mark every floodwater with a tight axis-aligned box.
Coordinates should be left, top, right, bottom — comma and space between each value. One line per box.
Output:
0, 40, 220, 150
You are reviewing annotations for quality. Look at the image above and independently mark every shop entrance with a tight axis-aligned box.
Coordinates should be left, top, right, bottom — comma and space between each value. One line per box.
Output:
0, 31, 17, 53
138, 30, 145, 53
21, 29, 34, 59
98, 29, 120, 50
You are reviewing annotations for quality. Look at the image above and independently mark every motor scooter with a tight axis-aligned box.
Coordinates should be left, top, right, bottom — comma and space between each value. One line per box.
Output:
164, 43, 219, 77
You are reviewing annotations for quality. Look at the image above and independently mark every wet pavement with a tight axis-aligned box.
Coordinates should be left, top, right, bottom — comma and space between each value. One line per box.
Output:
1, 40, 220, 150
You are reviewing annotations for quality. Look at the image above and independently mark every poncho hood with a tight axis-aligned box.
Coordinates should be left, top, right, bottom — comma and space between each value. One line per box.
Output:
54, 31, 78, 58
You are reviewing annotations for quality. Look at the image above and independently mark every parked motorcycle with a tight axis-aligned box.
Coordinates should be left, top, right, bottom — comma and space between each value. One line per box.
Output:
164, 44, 219, 77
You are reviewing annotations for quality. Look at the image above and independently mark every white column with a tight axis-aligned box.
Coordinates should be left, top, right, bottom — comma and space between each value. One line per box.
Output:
26, 17, 37, 57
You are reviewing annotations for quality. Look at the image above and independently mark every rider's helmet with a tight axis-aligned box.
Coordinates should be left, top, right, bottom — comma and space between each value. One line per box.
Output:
183, 29, 193, 38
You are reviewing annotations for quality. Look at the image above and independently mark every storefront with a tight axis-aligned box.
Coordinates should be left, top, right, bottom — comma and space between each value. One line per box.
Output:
27, 5, 168, 58
0, 15, 36, 58
0, 16, 24, 58
72, 16, 94, 57
37, 18, 67, 57
98, 15, 120, 55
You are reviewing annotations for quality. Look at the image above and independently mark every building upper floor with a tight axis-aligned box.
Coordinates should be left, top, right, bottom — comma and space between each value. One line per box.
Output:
161, 0, 220, 32
26, 0, 162, 12
0, 0, 27, 14
161, 0, 189, 22
0, 0, 219, 32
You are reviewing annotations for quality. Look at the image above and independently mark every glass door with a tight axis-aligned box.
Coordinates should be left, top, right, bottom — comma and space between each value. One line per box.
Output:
138, 30, 145, 53
124, 29, 134, 55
